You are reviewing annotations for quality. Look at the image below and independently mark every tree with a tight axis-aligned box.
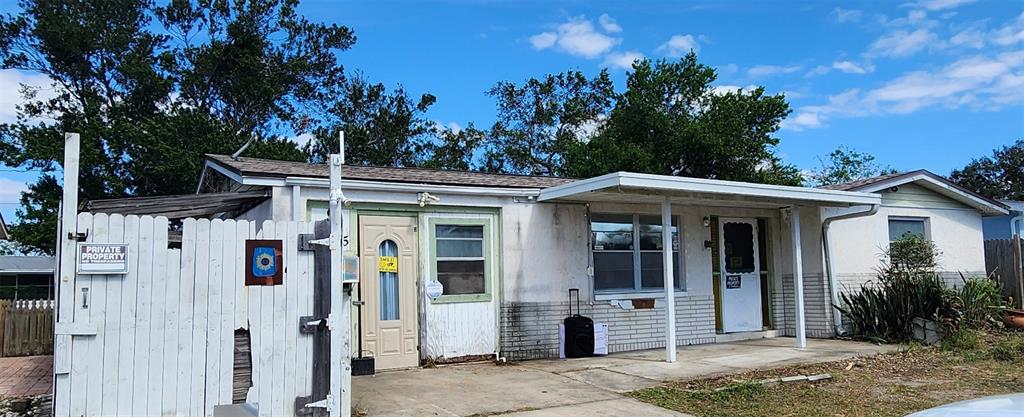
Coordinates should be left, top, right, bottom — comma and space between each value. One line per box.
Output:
0, 0, 355, 253
950, 140, 1024, 200
304, 76, 439, 167
483, 70, 615, 176
564, 55, 801, 185
808, 146, 897, 187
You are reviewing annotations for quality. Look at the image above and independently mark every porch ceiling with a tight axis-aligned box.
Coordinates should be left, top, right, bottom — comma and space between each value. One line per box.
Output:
538, 172, 881, 208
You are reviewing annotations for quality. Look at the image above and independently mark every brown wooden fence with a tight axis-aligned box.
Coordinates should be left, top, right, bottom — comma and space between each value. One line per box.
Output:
985, 239, 1024, 308
0, 299, 54, 357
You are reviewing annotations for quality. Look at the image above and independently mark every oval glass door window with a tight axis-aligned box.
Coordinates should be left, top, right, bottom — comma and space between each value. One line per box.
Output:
379, 240, 399, 320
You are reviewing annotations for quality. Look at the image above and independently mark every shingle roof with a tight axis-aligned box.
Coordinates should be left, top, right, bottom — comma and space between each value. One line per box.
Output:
0, 256, 55, 273
205, 154, 576, 189
820, 169, 1008, 213
84, 191, 270, 220
819, 171, 916, 191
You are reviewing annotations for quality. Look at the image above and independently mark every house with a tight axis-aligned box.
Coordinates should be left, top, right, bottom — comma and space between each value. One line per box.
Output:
823, 171, 1008, 280
0, 255, 56, 300
113, 155, 1005, 370
982, 199, 1024, 240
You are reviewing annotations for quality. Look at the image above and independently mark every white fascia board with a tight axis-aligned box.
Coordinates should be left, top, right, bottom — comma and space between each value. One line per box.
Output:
859, 174, 1009, 215
236, 175, 542, 197
0, 269, 55, 274
539, 172, 880, 206
535, 173, 623, 201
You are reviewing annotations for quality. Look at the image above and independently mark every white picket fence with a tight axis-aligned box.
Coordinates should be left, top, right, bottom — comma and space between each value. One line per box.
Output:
54, 213, 316, 417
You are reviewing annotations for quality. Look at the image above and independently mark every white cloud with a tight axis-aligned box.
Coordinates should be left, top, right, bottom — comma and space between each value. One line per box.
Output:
718, 63, 739, 74
288, 133, 315, 148
529, 32, 557, 49
603, 50, 644, 70
0, 70, 54, 124
529, 16, 622, 59
917, 0, 976, 11
785, 51, 1024, 130
833, 7, 863, 23
949, 27, 986, 48
832, 60, 875, 74
868, 29, 940, 57
806, 65, 831, 77
0, 178, 28, 206
781, 111, 822, 131
747, 64, 802, 78
992, 12, 1024, 46
711, 84, 757, 95
598, 14, 622, 34
657, 34, 700, 56
446, 122, 463, 133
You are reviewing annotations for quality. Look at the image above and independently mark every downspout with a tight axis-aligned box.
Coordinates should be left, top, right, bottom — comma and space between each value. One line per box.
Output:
822, 204, 880, 335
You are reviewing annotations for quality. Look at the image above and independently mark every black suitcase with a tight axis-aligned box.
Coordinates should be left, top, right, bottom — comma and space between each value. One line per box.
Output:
563, 289, 594, 358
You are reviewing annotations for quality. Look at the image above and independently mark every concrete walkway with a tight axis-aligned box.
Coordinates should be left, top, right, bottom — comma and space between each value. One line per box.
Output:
352, 338, 896, 416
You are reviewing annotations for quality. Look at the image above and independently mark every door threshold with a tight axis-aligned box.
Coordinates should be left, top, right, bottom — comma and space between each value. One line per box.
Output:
715, 330, 778, 343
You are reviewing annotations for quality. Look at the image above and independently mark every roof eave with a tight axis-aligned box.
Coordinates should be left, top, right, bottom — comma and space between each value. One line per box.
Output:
855, 173, 1009, 216
538, 171, 881, 206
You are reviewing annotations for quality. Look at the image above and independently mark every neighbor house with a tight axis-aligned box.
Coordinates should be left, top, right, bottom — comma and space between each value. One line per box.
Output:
91, 155, 1008, 369
982, 199, 1024, 240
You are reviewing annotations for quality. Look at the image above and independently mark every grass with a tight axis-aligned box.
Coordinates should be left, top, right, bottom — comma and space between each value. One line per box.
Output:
629, 331, 1024, 417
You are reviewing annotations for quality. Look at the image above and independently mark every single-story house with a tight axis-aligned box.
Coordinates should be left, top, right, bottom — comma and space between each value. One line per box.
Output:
0, 255, 56, 300
982, 199, 1024, 240
97, 155, 1007, 370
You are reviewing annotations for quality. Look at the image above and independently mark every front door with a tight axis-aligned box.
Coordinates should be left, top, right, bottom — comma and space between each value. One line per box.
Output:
719, 218, 763, 333
359, 215, 419, 370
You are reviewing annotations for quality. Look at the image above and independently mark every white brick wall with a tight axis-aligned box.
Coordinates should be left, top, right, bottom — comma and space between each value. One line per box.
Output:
500, 295, 716, 360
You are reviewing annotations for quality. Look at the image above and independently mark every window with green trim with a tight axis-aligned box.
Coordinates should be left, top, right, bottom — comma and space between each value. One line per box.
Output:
434, 224, 486, 296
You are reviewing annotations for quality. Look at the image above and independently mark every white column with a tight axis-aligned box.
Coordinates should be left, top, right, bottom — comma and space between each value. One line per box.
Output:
790, 206, 807, 349
329, 145, 352, 416
291, 185, 302, 221
662, 196, 677, 363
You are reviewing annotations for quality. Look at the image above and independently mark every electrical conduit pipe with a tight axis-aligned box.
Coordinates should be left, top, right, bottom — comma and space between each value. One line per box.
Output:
822, 204, 880, 335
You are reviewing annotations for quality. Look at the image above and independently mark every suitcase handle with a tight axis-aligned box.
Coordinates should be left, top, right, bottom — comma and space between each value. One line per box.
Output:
568, 288, 581, 317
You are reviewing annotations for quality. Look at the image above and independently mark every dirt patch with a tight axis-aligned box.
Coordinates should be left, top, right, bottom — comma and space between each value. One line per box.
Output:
630, 332, 1024, 417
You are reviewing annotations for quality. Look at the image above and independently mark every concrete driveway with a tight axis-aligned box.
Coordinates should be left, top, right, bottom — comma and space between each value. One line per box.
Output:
352, 338, 896, 416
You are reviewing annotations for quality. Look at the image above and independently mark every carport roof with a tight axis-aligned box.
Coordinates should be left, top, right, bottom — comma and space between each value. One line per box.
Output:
538, 171, 882, 207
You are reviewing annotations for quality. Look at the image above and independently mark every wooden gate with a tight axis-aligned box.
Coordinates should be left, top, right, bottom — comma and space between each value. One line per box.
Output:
53, 212, 317, 417
985, 238, 1024, 308
0, 299, 54, 356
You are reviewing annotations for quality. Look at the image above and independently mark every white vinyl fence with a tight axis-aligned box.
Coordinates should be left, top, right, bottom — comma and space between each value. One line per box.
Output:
54, 213, 316, 417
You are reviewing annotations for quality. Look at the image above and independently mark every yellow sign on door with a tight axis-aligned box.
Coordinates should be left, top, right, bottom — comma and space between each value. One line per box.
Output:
378, 256, 398, 273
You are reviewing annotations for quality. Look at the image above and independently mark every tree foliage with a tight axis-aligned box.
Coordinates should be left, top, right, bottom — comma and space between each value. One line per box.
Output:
0, 0, 354, 253
808, 146, 897, 187
486, 54, 801, 185
483, 70, 614, 176
950, 140, 1024, 200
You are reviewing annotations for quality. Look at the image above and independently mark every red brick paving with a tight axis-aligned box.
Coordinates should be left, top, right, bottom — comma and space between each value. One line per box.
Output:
0, 356, 52, 397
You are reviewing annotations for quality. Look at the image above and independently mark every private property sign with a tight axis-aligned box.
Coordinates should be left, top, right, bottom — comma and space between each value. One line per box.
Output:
77, 243, 130, 274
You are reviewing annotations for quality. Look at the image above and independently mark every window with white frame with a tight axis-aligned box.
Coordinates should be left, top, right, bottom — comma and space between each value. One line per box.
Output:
591, 213, 682, 293
888, 217, 928, 241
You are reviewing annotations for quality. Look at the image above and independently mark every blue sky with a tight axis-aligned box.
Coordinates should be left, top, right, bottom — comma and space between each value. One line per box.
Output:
0, 0, 1022, 222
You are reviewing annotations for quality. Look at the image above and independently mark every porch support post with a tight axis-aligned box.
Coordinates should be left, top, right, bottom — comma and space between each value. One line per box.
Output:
662, 195, 677, 363
790, 206, 807, 349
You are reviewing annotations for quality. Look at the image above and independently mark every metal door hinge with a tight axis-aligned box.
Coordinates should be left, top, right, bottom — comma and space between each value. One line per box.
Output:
68, 229, 89, 241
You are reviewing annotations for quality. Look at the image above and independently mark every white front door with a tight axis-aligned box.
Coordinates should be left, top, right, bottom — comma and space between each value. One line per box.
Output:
719, 218, 763, 333
359, 215, 420, 370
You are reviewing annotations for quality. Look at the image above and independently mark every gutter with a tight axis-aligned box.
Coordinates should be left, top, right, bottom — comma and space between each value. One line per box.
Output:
822, 204, 880, 335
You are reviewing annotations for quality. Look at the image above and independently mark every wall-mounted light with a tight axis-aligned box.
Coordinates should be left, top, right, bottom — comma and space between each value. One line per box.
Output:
417, 192, 440, 208
702, 216, 711, 227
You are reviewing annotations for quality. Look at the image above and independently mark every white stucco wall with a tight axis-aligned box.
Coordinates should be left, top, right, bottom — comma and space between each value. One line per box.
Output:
823, 185, 987, 292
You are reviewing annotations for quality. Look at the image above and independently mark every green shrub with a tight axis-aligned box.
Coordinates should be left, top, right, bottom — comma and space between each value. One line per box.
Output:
942, 328, 981, 352
991, 335, 1024, 362
954, 274, 1006, 329
838, 236, 954, 343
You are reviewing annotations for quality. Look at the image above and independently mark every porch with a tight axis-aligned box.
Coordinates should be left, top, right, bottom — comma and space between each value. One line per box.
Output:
352, 338, 896, 416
